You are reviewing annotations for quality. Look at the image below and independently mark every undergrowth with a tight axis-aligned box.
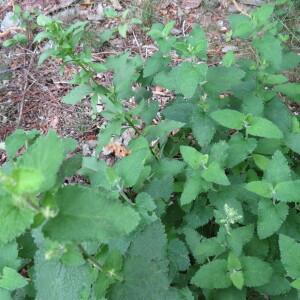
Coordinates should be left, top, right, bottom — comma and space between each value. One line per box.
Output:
1, 1, 300, 299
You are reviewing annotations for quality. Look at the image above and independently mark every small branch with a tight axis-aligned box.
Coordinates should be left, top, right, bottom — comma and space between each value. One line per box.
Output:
17, 48, 37, 128
230, 0, 250, 17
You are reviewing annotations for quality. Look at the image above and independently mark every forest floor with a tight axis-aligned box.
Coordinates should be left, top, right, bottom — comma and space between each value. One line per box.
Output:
0, 0, 299, 162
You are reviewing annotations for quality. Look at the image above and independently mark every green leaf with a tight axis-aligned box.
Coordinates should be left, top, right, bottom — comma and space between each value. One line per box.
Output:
246, 181, 273, 198
180, 146, 208, 169
168, 239, 190, 273
62, 84, 93, 105
252, 154, 270, 171
247, 117, 283, 139
202, 162, 230, 186
43, 186, 140, 242
0, 267, 27, 291
0, 196, 34, 244
17, 131, 65, 192
191, 111, 216, 147
205, 67, 245, 94
251, 4, 274, 26
226, 135, 257, 168
143, 52, 170, 77
228, 15, 255, 39
275, 180, 300, 202
145, 176, 174, 201
257, 200, 289, 239
253, 34, 282, 69
256, 260, 290, 296
144, 120, 185, 143
34, 241, 94, 300
180, 170, 206, 206
0, 241, 20, 271
222, 51, 235, 67
210, 109, 245, 130
241, 256, 273, 287
291, 277, 300, 289
230, 271, 244, 290
114, 149, 147, 187
264, 151, 291, 185
172, 62, 207, 98
227, 225, 254, 256
285, 133, 300, 154
187, 25, 207, 59
110, 221, 172, 300
5, 129, 27, 159
194, 237, 225, 263
279, 234, 300, 278
191, 259, 231, 289
118, 23, 128, 38
274, 83, 300, 102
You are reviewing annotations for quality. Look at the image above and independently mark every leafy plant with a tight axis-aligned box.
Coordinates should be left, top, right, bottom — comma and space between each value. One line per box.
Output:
1, 1, 300, 299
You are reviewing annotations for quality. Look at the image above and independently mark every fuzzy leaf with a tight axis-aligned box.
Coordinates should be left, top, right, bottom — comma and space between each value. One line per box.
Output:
0, 267, 27, 291
180, 146, 207, 169
247, 117, 283, 139
279, 234, 300, 279
202, 162, 230, 186
43, 186, 140, 242
191, 259, 231, 289
210, 109, 245, 130
62, 84, 93, 105
264, 151, 291, 184
275, 180, 300, 202
241, 256, 273, 287
257, 200, 289, 239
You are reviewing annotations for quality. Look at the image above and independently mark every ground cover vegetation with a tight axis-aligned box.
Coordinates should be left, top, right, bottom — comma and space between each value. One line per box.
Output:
1, 0, 300, 299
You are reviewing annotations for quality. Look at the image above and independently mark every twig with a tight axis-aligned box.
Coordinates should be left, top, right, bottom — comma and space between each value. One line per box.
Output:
17, 49, 37, 128
230, 0, 250, 17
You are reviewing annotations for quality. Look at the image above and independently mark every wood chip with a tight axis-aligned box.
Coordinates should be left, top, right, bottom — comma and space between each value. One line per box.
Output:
181, 0, 202, 9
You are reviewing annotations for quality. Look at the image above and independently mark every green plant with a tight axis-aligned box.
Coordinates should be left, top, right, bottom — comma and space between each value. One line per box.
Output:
1, 2, 300, 299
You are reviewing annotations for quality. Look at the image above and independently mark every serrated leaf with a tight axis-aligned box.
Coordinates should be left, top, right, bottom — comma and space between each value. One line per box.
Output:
241, 256, 273, 287
253, 34, 282, 69
205, 67, 245, 94
143, 52, 170, 77
0, 267, 27, 291
180, 171, 207, 206
264, 151, 291, 184
228, 15, 255, 39
110, 221, 171, 300
285, 133, 300, 154
168, 239, 190, 272
180, 146, 208, 169
257, 200, 289, 239
279, 234, 300, 278
114, 149, 147, 187
191, 111, 216, 146
34, 242, 94, 300
252, 154, 270, 171
251, 4, 274, 26
0, 196, 34, 244
210, 109, 245, 130
247, 117, 283, 139
274, 83, 300, 102
202, 162, 230, 186
275, 180, 300, 202
191, 259, 231, 289
17, 131, 65, 192
0, 241, 20, 271
43, 186, 140, 242
227, 225, 254, 256
230, 271, 244, 290
172, 62, 207, 98
62, 84, 93, 105
256, 260, 291, 296
246, 181, 273, 198
226, 135, 257, 168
